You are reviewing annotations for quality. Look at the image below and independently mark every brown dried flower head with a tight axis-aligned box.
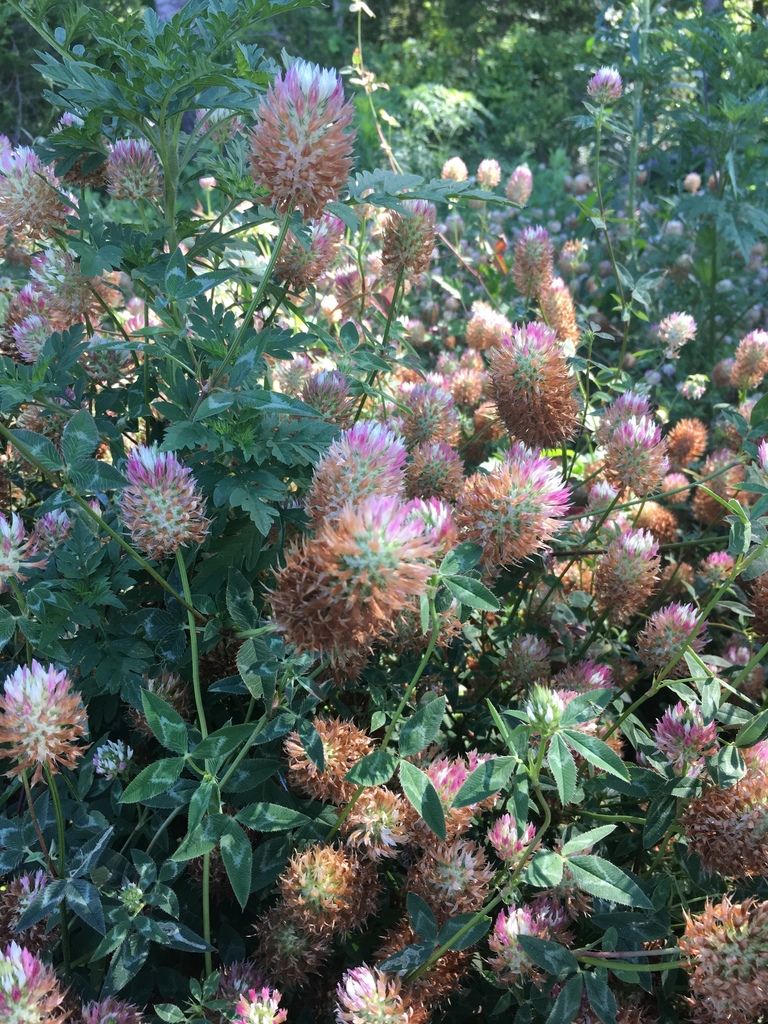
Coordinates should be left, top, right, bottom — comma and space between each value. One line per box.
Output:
279, 845, 380, 936
594, 528, 660, 624
666, 418, 708, 470
382, 199, 437, 277
284, 716, 373, 805
252, 901, 333, 987
539, 276, 579, 348
465, 300, 512, 351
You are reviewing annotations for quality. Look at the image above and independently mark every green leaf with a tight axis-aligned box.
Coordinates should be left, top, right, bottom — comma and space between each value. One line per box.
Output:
68, 458, 127, 494
407, 892, 438, 943
295, 718, 325, 773
220, 820, 253, 910
9, 429, 63, 472
64, 878, 106, 934
642, 795, 677, 849
453, 756, 517, 808
548, 734, 577, 805
399, 760, 446, 840
226, 567, 259, 630
188, 778, 218, 835
191, 724, 257, 762
0, 608, 15, 650
442, 574, 499, 611
251, 835, 290, 892
566, 855, 652, 908
546, 975, 584, 1024
61, 409, 99, 465
121, 758, 185, 803
584, 973, 618, 1024
735, 706, 768, 747
517, 935, 579, 976
235, 802, 312, 832
728, 516, 751, 557
436, 913, 491, 951
399, 697, 446, 758
141, 690, 188, 754
164, 246, 188, 296
562, 729, 630, 781
439, 542, 483, 576
562, 824, 616, 856
378, 941, 435, 973
525, 850, 564, 887
344, 750, 397, 787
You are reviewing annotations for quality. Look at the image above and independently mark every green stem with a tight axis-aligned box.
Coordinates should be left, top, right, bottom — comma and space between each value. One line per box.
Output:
21, 770, 54, 876
202, 849, 213, 976
44, 763, 70, 977
576, 954, 686, 972
176, 551, 207, 739
146, 806, 183, 854
193, 212, 293, 415
579, 810, 646, 825
326, 597, 439, 842
353, 267, 404, 424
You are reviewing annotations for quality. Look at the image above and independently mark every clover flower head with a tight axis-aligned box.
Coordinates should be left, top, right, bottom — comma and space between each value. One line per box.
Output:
106, 139, 163, 202
651, 701, 718, 776
637, 601, 707, 678
505, 164, 533, 206
512, 225, 554, 298
477, 159, 501, 189
441, 156, 468, 182
487, 814, 537, 868
93, 739, 134, 780
0, 941, 68, 1024
234, 986, 287, 1024
587, 66, 623, 105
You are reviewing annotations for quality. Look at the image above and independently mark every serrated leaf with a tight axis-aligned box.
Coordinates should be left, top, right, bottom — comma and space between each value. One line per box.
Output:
165, 246, 188, 295
735, 706, 768, 747
547, 975, 584, 1024
399, 760, 446, 839
439, 542, 483, 576
566, 855, 652, 908
141, 690, 188, 754
344, 750, 397, 786
562, 729, 630, 780
525, 850, 564, 887
407, 892, 438, 943
378, 941, 434, 973
9, 428, 63, 471
226, 567, 259, 630
65, 878, 106, 934
220, 821, 253, 910
562, 824, 616, 856
190, 724, 257, 762
643, 794, 677, 849
68, 458, 127, 494
121, 758, 185, 803
235, 802, 311, 831
584, 973, 618, 1024
399, 697, 446, 758
61, 409, 99, 465
442, 574, 499, 611
295, 717, 325, 773
436, 913, 491, 951
517, 935, 579, 976
453, 756, 517, 807
0, 608, 15, 650
548, 734, 577, 805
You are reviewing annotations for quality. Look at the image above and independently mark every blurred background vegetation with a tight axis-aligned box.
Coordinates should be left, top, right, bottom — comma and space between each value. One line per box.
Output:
1, 0, 764, 174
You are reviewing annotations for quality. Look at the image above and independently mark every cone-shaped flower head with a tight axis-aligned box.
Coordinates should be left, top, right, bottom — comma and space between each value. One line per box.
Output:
276, 213, 345, 292
342, 788, 411, 862
499, 634, 551, 690
306, 422, 407, 521
217, 962, 265, 1006
301, 369, 355, 427
403, 497, 458, 556
234, 986, 287, 1024
539, 276, 579, 347
0, 514, 47, 587
552, 659, 615, 695
396, 380, 461, 448
29, 248, 104, 326
489, 320, 579, 447
637, 601, 707, 679
595, 391, 651, 446
524, 683, 567, 739
658, 312, 696, 359
488, 904, 554, 988
382, 199, 437, 277
505, 164, 533, 206
512, 226, 554, 297
29, 511, 72, 557
408, 839, 494, 918
0, 872, 53, 955
0, 942, 68, 1024
680, 897, 768, 1024
465, 300, 512, 351
249, 59, 356, 219
0, 661, 87, 784
681, 747, 768, 878
699, 550, 735, 586
285, 716, 372, 805
604, 415, 669, 495
684, 172, 702, 193
118, 444, 209, 561
336, 964, 425, 1024
11, 314, 53, 364
405, 440, 464, 501
587, 67, 623, 105
279, 845, 379, 935
106, 139, 163, 202
270, 496, 440, 659
487, 814, 537, 869
650, 700, 718, 776
441, 156, 468, 182
0, 147, 68, 240
477, 159, 501, 189
456, 444, 570, 575
730, 329, 768, 391
252, 903, 333, 987
81, 997, 146, 1024
667, 417, 707, 469
594, 528, 660, 624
